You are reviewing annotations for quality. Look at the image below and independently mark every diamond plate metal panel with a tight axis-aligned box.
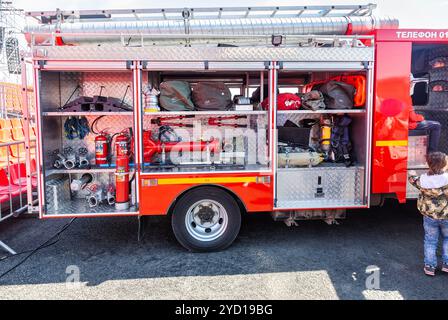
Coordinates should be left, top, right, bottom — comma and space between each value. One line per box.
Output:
81, 72, 133, 106
36, 46, 374, 63
45, 175, 70, 211
68, 172, 115, 200
39, 71, 133, 111
46, 198, 136, 215
61, 115, 134, 162
45, 171, 137, 215
276, 166, 365, 208
39, 71, 74, 111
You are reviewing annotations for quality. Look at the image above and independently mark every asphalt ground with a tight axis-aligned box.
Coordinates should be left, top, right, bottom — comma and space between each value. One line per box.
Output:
0, 199, 447, 300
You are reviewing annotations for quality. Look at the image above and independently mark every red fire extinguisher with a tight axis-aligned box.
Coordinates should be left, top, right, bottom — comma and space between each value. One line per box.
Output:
115, 154, 130, 210
114, 128, 132, 210
115, 130, 131, 158
95, 132, 110, 165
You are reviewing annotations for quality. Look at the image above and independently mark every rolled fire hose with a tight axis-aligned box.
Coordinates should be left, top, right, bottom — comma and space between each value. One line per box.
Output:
278, 152, 324, 167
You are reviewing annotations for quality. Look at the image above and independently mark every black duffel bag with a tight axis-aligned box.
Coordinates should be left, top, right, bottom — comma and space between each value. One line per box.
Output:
192, 82, 233, 111
315, 80, 355, 109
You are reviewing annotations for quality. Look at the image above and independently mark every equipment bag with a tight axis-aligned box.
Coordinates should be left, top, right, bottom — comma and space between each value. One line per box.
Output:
192, 82, 233, 111
159, 81, 195, 111
330, 115, 353, 167
315, 80, 355, 109
301, 90, 326, 111
339, 75, 366, 107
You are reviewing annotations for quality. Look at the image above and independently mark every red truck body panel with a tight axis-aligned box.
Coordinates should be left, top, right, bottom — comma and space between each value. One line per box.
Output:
371, 29, 448, 203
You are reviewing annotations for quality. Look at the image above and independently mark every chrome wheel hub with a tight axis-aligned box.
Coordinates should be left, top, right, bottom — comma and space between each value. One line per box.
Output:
185, 199, 228, 242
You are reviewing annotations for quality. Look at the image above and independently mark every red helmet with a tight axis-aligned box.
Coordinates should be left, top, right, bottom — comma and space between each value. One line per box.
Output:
260, 93, 301, 110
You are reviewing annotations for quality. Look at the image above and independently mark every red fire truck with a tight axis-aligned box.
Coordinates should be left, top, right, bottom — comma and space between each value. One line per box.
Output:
21, 4, 448, 251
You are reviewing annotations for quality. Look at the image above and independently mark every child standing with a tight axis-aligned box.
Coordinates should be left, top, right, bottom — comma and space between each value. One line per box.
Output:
409, 152, 448, 276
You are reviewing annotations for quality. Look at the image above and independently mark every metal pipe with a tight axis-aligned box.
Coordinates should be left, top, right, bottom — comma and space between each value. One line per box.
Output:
25, 15, 398, 45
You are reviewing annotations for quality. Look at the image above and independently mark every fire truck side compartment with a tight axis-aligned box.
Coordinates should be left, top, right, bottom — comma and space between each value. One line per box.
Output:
138, 68, 273, 215
30, 37, 379, 217
37, 69, 138, 216
274, 66, 372, 210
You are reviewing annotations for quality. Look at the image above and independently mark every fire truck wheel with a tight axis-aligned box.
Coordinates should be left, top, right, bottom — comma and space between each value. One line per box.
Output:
171, 187, 241, 252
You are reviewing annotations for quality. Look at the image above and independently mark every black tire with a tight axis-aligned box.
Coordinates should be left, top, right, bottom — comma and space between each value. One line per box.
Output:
171, 187, 241, 252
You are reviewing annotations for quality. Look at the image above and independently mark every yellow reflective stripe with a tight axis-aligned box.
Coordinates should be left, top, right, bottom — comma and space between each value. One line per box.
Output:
375, 140, 408, 147
157, 176, 259, 185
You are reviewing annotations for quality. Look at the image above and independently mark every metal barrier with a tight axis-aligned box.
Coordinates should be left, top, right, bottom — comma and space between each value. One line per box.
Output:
0, 56, 37, 254
0, 138, 36, 254
0, 140, 33, 222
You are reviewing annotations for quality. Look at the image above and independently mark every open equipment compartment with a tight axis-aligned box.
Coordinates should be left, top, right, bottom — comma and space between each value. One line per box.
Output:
36, 65, 139, 217
274, 61, 374, 210
139, 65, 271, 174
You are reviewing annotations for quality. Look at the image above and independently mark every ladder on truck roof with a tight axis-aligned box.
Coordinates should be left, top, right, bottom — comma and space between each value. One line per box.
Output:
26, 4, 377, 24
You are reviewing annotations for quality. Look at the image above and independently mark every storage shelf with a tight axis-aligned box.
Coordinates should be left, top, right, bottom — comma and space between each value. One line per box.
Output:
143, 110, 267, 116
46, 198, 137, 216
277, 109, 365, 114
46, 167, 135, 176
42, 111, 133, 116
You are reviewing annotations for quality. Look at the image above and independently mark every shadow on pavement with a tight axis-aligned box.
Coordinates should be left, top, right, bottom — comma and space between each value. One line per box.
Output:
0, 199, 447, 299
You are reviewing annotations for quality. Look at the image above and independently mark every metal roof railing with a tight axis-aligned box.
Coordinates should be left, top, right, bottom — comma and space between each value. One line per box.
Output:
26, 4, 377, 24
